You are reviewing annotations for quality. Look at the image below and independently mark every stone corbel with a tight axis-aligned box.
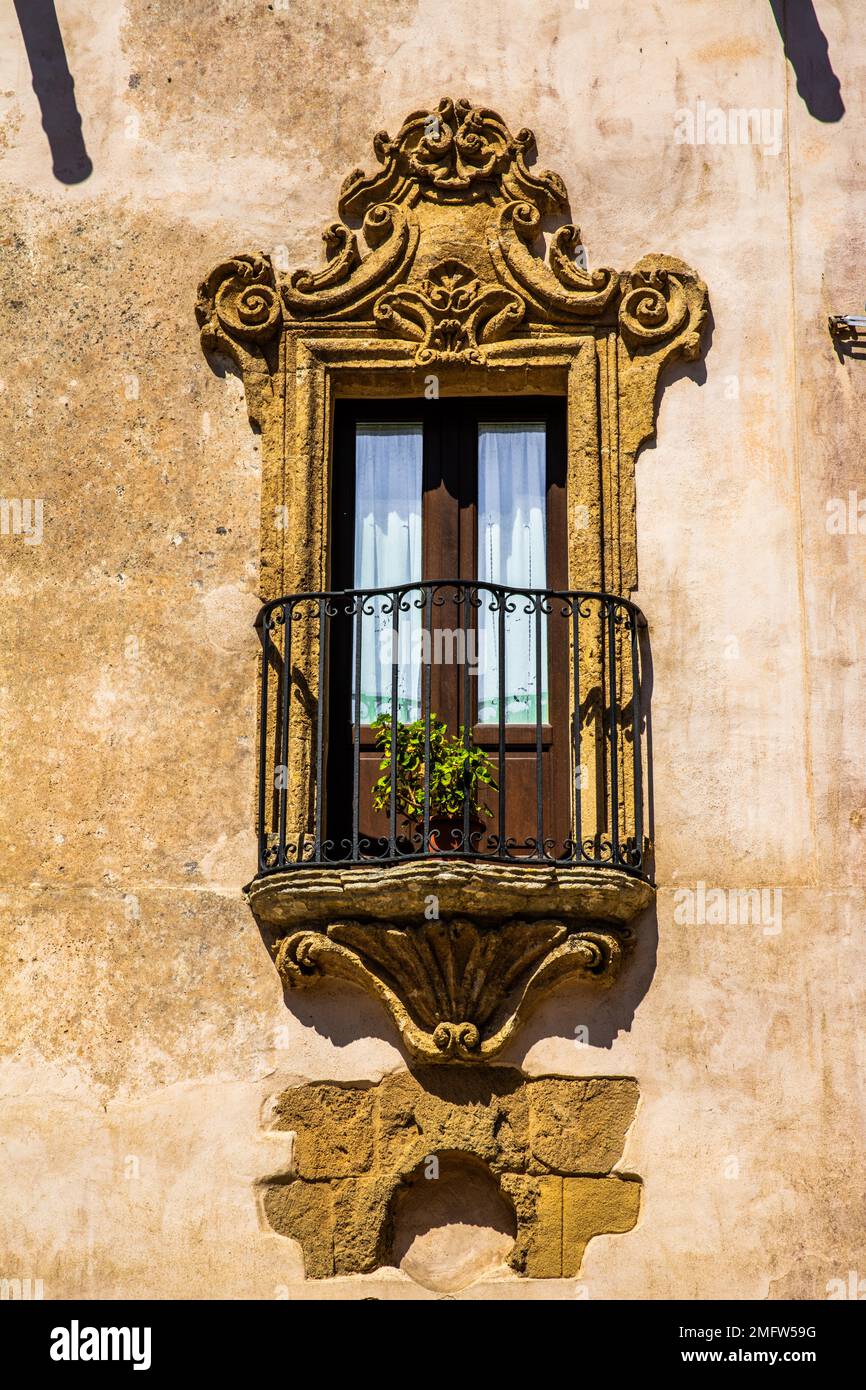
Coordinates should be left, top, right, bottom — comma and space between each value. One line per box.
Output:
271, 915, 633, 1063
250, 858, 651, 1063
616, 253, 709, 457
195, 253, 282, 427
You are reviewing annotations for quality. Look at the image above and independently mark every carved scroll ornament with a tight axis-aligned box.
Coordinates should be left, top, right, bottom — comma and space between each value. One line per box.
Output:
197, 95, 708, 401
272, 916, 632, 1063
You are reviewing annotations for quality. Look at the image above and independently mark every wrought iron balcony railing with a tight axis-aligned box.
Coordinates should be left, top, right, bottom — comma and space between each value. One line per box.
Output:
255, 581, 652, 881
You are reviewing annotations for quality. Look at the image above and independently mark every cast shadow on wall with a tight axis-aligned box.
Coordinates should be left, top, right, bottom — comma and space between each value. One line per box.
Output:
13, 0, 92, 183
501, 898, 658, 1056
830, 327, 866, 364
768, 0, 845, 122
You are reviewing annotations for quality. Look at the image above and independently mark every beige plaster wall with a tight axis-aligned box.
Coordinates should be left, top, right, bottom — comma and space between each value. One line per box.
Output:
1, 0, 863, 1298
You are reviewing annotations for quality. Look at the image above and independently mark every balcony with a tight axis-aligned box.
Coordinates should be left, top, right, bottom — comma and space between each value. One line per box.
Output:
248, 581, 650, 895
247, 579, 654, 1059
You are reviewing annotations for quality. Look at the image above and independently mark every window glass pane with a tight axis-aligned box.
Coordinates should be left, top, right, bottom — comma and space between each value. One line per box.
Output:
477, 422, 548, 724
354, 422, 423, 723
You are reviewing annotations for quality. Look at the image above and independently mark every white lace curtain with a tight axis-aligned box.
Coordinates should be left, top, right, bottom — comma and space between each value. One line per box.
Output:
353, 423, 423, 722
351, 418, 548, 726
477, 422, 548, 724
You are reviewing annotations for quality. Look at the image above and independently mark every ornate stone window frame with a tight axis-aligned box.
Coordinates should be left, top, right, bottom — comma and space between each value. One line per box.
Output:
197, 97, 709, 1062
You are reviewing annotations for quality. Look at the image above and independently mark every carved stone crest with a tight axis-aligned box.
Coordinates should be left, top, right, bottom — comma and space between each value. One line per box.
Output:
196, 94, 708, 426
374, 258, 524, 363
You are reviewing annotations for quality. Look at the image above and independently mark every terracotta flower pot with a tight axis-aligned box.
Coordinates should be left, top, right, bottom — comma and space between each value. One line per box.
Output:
419, 814, 484, 853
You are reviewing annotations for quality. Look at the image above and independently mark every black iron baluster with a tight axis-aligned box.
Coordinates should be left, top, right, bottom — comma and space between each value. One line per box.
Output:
258, 607, 271, 872
389, 591, 399, 859
463, 584, 471, 855
497, 587, 507, 858
314, 597, 325, 863
572, 596, 582, 866
606, 597, 620, 866
423, 585, 432, 858
279, 600, 291, 867
352, 592, 362, 861
630, 605, 643, 870
535, 591, 543, 859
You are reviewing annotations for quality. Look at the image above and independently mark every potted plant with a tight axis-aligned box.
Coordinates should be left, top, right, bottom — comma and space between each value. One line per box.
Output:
370, 712, 498, 851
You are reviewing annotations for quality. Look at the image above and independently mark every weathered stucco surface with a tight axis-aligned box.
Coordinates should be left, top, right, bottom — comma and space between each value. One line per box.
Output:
1, 0, 865, 1299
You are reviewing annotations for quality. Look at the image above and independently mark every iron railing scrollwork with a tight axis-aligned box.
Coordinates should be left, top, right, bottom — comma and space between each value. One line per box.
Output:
255, 581, 653, 882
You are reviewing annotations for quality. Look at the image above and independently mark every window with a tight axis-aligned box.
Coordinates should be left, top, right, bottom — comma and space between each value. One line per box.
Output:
327, 397, 570, 856
352, 421, 423, 723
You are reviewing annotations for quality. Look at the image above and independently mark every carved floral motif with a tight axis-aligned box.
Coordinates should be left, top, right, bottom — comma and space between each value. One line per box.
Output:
373, 259, 524, 364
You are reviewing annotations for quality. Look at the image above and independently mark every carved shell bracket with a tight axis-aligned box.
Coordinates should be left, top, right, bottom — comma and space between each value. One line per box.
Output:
197, 96, 708, 420
250, 859, 653, 1064
272, 916, 632, 1063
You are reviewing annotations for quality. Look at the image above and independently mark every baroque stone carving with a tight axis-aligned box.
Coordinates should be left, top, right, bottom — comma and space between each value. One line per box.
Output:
250, 859, 651, 1063
196, 254, 281, 423
373, 258, 524, 364
271, 916, 632, 1063
199, 97, 709, 1061
260, 1068, 641, 1283
282, 202, 417, 320
197, 94, 708, 423
489, 200, 620, 321
339, 96, 568, 212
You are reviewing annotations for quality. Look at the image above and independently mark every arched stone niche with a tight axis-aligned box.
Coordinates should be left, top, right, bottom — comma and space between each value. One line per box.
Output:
259, 1067, 641, 1285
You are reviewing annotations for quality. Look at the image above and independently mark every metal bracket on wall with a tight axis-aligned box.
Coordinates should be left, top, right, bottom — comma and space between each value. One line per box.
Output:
829, 310, 866, 359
